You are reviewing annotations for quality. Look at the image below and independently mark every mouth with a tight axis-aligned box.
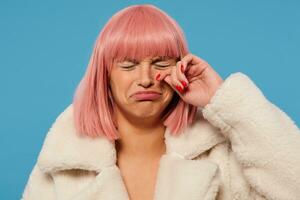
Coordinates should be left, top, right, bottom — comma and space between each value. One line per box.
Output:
132, 93, 161, 101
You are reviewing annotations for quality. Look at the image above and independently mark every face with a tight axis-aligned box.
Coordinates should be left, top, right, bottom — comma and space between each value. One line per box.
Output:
109, 56, 177, 122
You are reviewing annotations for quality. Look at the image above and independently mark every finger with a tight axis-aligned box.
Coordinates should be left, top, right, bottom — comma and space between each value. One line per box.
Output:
158, 63, 188, 91
176, 61, 189, 89
156, 70, 174, 87
155, 68, 171, 82
182, 55, 211, 79
172, 65, 185, 93
166, 66, 185, 94
182, 53, 206, 66
181, 53, 208, 73
157, 69, 185, 95
164, 75, 185, 97
155, 62, 175, 82
160, 74, 172, 88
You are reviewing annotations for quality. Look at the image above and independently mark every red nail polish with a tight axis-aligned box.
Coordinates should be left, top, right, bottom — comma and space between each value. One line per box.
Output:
180, 80, 187, 88
156, 73, 161, 81
176, 85, 184, 93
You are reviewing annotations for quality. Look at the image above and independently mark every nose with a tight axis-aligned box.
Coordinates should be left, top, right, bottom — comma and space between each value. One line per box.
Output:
137, 64, 155, 88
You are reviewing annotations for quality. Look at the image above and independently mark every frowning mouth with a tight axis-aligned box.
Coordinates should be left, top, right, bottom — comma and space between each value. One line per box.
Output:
132, 92, 161, 101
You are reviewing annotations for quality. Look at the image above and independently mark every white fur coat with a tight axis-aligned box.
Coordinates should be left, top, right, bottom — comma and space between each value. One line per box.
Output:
21, 72, 300, 200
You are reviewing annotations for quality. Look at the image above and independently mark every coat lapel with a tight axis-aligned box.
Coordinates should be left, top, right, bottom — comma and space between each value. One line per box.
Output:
37, 104, 226, 200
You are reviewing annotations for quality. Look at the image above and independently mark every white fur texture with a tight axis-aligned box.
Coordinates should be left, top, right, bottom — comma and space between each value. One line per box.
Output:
21, 72, 300, 200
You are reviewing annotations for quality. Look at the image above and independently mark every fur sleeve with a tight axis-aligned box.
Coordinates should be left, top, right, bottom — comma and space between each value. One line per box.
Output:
21, 164, 55, 200
202, 72, 300, 200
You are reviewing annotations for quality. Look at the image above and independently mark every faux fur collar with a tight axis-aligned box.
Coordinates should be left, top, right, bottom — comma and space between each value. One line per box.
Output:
37, 104, 226, 174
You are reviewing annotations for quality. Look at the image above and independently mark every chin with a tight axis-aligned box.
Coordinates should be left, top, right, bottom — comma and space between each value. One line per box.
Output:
132, 106, 163, 117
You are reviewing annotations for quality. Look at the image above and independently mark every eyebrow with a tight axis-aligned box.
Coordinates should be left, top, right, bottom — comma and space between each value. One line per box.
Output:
121, 56, 172, 63
152, 56, 168, 61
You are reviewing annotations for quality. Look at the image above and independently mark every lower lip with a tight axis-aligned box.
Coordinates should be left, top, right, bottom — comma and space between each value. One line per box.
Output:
133, 93, 161, 101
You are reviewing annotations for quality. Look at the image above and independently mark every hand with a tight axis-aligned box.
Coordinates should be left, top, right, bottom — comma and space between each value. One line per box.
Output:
156, 53, 224, 108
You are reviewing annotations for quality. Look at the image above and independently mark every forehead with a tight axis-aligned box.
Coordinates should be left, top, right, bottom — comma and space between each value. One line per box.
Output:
119, 55, 174, 61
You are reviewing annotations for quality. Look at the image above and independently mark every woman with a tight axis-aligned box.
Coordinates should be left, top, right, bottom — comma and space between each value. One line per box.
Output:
22, 4, 300, 200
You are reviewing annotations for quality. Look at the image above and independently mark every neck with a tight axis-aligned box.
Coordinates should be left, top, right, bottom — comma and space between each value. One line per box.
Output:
114, 110, 166, 161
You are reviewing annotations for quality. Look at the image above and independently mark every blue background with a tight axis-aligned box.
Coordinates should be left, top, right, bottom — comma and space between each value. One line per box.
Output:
1, 0, 299, 199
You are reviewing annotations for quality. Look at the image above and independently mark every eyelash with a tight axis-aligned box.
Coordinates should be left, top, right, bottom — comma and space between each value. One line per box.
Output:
120, 62, 170, 69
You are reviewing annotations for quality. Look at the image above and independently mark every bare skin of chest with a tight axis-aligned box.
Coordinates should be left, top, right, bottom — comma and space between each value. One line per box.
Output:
117, 158, 160, 200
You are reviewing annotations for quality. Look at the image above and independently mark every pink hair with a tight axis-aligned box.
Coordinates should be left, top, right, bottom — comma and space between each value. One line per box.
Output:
72, 4, 198, 141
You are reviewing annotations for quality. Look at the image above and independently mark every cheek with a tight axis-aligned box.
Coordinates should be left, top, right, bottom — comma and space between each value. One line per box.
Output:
162, 84, 175, 101
110, 75, 132, 101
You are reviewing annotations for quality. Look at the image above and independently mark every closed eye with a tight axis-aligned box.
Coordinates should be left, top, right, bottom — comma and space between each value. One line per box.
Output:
155, 62, 171, 67
118, 59, 172, 69
118, 61, 136, 68
118, 65, 136, 70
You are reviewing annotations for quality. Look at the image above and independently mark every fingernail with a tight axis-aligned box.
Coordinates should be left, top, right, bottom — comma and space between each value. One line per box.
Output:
176, 85, 184, 93
156, 73, 161, 81
180, 80, 187, 88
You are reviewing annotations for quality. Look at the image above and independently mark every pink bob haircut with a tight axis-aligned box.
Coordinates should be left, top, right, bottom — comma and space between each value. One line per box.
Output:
72, 4, 198, 141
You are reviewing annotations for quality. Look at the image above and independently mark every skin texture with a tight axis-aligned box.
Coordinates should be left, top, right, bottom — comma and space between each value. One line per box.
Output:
109, 53, 224, 200
157, 53, 224, 108
109, 53, 224, 158
110, 55, 177, 131
109, 55, 177, 159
